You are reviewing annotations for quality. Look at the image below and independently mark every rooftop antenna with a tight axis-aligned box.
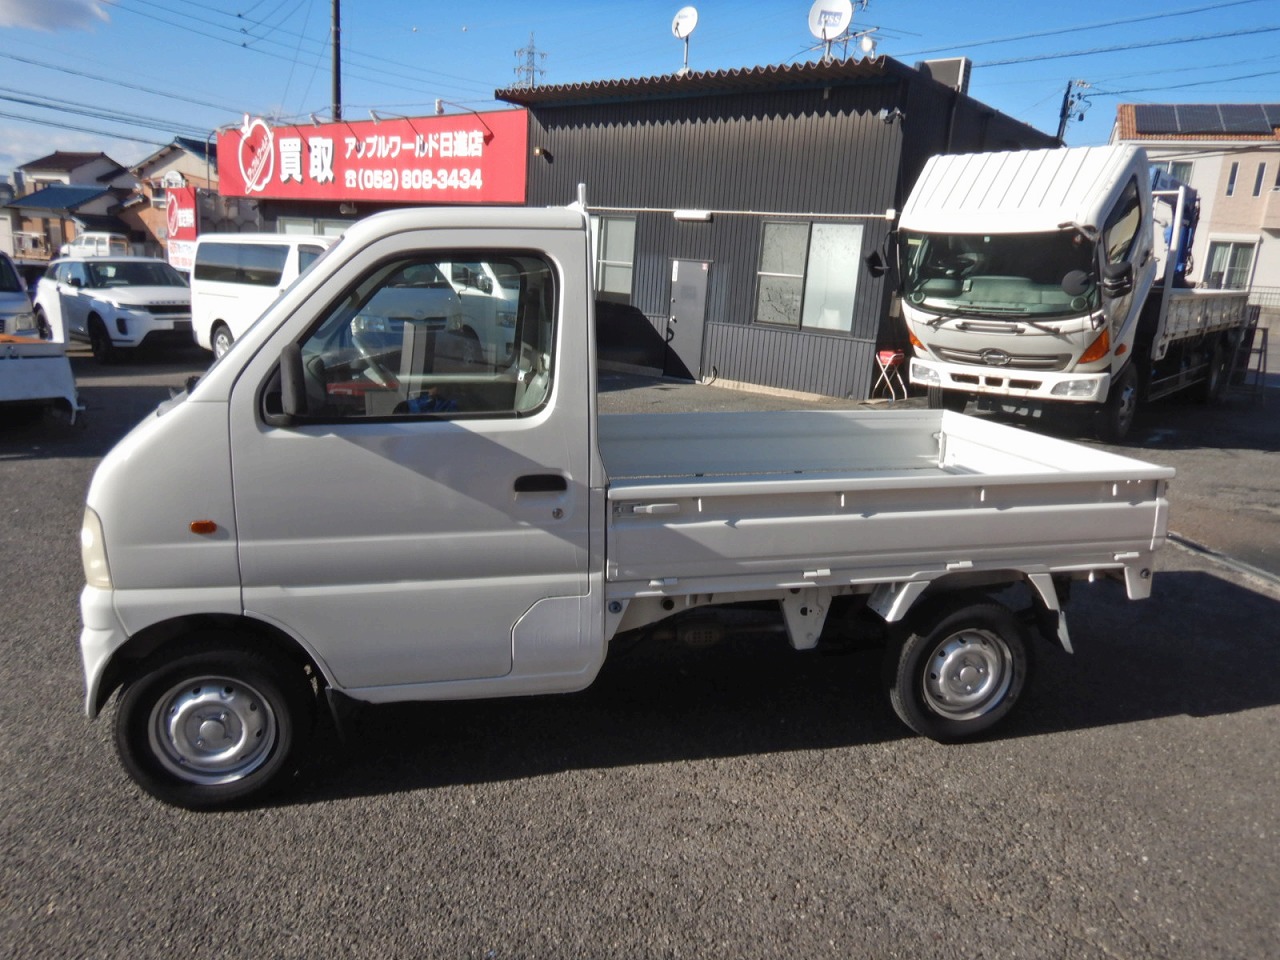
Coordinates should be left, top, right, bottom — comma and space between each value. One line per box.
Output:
808, 0, 854, 63
672, 6, 698, 76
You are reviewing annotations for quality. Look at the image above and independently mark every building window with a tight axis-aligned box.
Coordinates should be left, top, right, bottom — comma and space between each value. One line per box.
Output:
1204, 240, 1255, 289
754, 221, 864, 332
590, 216, 635, 303
1226, 162, 1239, 197
1154, 159, 1192, 183
1253, 162, 1267, 197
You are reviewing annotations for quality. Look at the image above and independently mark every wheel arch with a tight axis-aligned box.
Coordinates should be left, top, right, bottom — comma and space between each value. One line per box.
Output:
92, 612, 332, 716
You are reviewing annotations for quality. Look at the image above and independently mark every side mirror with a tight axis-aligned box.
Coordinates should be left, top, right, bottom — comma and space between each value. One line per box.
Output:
865, 250, 887, 278
1101, 261, 1133, 299
478, 275, 493, 294
67, 276, 83, 289
279, 343, 308, 420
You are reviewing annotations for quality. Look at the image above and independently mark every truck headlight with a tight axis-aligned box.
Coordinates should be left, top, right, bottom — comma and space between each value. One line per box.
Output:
1050, 380, 1098, 399
81, 507, 112, 589
497, 311, 516, 329
910, 360, 940, 386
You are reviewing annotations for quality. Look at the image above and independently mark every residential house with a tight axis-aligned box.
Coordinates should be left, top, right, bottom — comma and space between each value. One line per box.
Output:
1111, 103, 1280, 294
5, 151, 141, 261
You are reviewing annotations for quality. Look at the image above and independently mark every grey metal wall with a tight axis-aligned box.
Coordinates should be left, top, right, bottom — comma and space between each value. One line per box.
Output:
523, 76, 1054, 397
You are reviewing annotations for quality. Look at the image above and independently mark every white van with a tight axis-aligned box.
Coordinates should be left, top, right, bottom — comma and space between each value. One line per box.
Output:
191, 233, 333, 357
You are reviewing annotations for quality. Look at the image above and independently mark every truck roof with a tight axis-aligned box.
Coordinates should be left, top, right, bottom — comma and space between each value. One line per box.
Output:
899, 145, 1146, 236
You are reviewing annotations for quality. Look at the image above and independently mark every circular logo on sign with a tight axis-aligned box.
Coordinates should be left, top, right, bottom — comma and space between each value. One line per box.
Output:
238, 118, 275, 194
166, 190, 182, 237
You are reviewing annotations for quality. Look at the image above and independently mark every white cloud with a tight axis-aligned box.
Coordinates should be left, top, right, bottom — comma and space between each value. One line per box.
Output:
0, 0, 110, 32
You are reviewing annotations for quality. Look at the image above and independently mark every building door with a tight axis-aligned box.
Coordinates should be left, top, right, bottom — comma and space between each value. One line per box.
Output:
666, 259, 710, 380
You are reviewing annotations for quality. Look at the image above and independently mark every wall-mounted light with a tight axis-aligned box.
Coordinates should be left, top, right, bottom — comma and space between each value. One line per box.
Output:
673, 209, 712, 222
434, 98, 495, 143
339, 202, 358, 216
533, 146, 554, 163
879, 107, 905, 125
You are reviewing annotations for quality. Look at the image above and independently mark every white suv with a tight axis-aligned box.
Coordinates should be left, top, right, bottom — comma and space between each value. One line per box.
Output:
34, 257, 191, 362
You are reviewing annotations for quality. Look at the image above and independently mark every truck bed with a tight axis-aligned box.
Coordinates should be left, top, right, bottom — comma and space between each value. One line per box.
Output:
600, 409, 1173, 597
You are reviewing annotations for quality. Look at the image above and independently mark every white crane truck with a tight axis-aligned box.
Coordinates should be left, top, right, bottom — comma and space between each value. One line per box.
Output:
79, 205, 1174, 808
897, 145, 1249, 440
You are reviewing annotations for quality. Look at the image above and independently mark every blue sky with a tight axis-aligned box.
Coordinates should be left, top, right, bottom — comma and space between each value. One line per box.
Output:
1, 0, 1277, 176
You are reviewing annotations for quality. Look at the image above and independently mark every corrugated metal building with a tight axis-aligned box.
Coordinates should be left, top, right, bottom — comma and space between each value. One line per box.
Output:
498, 56, 1056, 398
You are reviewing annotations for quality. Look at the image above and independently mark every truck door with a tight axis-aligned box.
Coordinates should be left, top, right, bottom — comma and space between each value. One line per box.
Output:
227, 239, 592, 691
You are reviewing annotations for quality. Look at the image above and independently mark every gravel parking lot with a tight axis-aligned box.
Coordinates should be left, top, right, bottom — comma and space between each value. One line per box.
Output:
2, 350, 1277, 959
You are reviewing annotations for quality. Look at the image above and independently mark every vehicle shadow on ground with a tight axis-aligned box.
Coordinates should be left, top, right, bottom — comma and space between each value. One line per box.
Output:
969, 388, 1279, 454
292, 569, 1280, 806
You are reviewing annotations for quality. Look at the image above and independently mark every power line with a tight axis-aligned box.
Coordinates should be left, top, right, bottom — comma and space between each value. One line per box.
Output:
0, 110, 168, 148
0, 88, 209, 139
898, 0, 1266, 59
976, 25, 1280, 68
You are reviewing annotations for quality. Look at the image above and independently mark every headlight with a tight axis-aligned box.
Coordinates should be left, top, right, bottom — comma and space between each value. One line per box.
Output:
910, 360, 941, 386
497, 311, 516, 328
81, 507, 112, 589
7, 309, 37, 332
1050, 380, 1099, 399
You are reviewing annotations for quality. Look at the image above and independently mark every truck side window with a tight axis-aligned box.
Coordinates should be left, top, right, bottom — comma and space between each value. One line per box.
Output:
1103, 178, 1142, 265
294, 252, 555, 420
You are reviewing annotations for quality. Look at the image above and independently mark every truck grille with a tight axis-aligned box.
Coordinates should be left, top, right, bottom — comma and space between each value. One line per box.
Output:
935, 347, 1071, 371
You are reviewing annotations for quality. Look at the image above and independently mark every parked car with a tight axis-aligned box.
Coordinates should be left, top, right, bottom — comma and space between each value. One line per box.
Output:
0, 251, 40, 338
59, 232, 131, 258
190, 233, 333, 358
34, 257, 191, 362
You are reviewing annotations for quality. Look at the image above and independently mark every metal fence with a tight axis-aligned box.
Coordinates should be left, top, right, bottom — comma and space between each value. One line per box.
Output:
1248, 286, 1280, 329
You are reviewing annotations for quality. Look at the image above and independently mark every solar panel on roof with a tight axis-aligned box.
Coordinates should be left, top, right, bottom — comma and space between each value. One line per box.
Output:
1263, 104, 1280, 129
1176, 104, 1223, 133
1219, 104, 1270, 134
1134, 104, 1180, 134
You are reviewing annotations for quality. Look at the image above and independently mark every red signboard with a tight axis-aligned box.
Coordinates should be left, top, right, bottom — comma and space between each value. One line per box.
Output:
165, 186, 198, 271
216, 111, 528, 204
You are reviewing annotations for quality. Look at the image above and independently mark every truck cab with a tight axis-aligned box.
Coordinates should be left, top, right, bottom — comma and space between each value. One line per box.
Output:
900, 146, 1157, 421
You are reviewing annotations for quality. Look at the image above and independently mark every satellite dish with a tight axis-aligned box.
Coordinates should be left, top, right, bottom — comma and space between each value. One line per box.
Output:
808, 0, 853, 42
859, 33, 877, 57
672, 6, 698, 40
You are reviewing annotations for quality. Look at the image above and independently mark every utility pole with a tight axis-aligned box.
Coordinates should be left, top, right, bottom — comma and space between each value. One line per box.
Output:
513, 32, 546, 89
1056, 79, 1089, 143
331, 0, 342, 121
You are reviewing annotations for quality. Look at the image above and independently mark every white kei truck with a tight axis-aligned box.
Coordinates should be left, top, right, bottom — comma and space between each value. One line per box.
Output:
897, 145, 1249, 440
79, 205, 1175, 808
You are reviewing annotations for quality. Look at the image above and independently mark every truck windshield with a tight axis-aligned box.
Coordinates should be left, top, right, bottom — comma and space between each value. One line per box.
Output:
900, 229, 1098, 319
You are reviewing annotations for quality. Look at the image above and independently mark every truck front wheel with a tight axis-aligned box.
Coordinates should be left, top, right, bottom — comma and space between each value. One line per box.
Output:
1095, 363, 1138, 442
927, 386, 969, 412
114, 642, 316, 808
885, 600, 1029, 741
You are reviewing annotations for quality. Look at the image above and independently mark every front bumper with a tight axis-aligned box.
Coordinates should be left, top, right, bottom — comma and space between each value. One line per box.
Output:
79, 585, 129, 717
909, 357, 1112, 404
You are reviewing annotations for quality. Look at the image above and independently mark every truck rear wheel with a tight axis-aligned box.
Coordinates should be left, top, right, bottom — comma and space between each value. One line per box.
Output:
114, 642, 316, 808
885, 599, 1029, 741
927, 386, 968, 413
1197, 337, 1231, 404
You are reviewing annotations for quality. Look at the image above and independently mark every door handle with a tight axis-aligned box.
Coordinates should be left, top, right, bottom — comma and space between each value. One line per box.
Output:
514, 473, 567, 493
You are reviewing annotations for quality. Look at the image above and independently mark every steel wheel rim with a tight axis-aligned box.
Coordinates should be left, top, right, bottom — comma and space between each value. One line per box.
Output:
923, 628, 1014, 721
213, 330, 232, 358
148, 675, 278, 785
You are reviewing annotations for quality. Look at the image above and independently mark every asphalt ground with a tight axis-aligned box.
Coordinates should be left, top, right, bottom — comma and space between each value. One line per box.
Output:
2, 347, 1277, 960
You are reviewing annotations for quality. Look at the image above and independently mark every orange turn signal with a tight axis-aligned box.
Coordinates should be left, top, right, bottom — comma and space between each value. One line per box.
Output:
1078, 328, 1111, 364
190, 520, 218, 535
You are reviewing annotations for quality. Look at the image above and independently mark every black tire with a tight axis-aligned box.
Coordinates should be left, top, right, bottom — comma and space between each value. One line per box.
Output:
927, 385, 968, 412
1094, 362, 1139, 442
1197, 337, 1230, 404
885, 599, 1030, 742
114, 642, 316, 809
211, 322, 234, 359
88, 318, 117, 365
34, 306, 51, 340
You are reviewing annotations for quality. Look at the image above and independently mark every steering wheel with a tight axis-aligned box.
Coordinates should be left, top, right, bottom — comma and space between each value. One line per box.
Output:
351, 331, 398, 389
